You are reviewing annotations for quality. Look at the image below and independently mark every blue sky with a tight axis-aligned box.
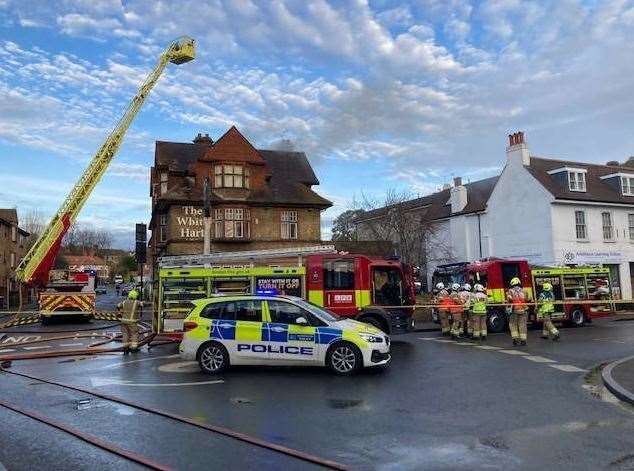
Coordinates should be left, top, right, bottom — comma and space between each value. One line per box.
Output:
1, 0, 634, 248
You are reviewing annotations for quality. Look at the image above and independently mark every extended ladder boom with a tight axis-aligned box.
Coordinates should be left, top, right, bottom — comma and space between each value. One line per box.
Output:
16, 36, 195, 287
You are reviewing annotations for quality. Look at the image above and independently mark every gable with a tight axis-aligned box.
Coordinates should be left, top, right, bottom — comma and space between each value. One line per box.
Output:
200, 126, 265, 164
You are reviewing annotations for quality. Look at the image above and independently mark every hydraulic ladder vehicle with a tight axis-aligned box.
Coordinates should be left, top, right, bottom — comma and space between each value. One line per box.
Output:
15, 36, 195, 322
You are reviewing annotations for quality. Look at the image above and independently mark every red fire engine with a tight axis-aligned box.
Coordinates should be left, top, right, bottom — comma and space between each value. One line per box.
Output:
432, 258, 613, 333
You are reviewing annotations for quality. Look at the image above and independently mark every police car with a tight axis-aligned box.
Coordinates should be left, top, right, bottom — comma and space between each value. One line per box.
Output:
179, 294, 391, 375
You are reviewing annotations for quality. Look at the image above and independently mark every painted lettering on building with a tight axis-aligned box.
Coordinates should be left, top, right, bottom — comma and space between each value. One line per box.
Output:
177, 206, 204, 240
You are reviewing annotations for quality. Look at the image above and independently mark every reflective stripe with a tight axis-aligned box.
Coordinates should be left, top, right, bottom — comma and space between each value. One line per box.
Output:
355, 289, 371, 308
308, 290, 324, 306
235, 321, 262, 341
288, 324, 316, 342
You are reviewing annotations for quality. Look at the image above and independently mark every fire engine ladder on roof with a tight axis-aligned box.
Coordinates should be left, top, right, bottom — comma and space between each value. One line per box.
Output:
14, 36, 196, 290
158, 245, 338, 268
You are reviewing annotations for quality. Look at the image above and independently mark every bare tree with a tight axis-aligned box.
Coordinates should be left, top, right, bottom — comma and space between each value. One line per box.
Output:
63, 225, 113, 255
354, 189, 454, 270
19, 209, 47, 249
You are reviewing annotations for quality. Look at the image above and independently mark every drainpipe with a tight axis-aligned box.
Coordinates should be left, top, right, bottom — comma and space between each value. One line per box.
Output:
477, 213, 483, 259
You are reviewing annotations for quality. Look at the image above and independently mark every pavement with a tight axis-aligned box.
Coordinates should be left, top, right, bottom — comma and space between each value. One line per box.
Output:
3, 291, 634, 470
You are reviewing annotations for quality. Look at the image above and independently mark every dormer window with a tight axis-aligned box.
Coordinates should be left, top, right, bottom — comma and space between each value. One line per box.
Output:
214, 164, 250, 189
568, 171, 586, 192
621, 176, 634, 196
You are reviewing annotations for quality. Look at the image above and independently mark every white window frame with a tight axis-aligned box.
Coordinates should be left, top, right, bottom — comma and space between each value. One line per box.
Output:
11, 225, 16, 242
214, 207, 250, 239
159, 214, 167, 226
214, 164, 250, 189
159, 226, 167, 243
568, 171, 586, 192
574, 210, 587, 240
160, 172, 168, 195
621, 176, 634, 196
601, 211, 614, 241
281, 210, 298, 240
10, 252, 15, 268
629, 214, 634, 241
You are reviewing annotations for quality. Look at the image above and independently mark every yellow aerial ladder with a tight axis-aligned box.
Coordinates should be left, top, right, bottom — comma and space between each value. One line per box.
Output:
14, 36, 195, 318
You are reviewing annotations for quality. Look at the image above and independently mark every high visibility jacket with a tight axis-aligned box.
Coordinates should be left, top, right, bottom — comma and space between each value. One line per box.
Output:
118, 299, 141, 324
459, 290, 472, 310
506, 287, 528, 313
435, 289, 452, 312
472, 292, 488, 314
449, 291, 464, 314
538, 291, 555, 314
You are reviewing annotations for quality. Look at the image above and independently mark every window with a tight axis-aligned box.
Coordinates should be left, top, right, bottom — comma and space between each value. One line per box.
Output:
268, 300, 315, 325
214, 164, 250, 189
159, 214, 167, 226
622, 176, 634, 196
324, 259, 355, 290
574, 210, 587, 240
160, 172, 168, 195
226, 300, 262, 322
568, 171, 586, 192
281, 211, 298, 239
11, 225, 16, 242
159, 226, 167, 243
10, 252, 15, 268
214, 208, 250, 239
629, 214, 634, 241
602, 212, 614, 240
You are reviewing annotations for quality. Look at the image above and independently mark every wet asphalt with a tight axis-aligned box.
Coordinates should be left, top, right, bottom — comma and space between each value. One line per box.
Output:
2, 291, 634, 470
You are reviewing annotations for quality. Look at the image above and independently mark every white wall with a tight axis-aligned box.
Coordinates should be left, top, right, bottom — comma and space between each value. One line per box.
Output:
551, 203, 634, 299
486, 158, 555, 265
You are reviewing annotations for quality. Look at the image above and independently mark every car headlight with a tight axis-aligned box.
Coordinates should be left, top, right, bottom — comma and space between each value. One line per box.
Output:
359, 333, 383, 343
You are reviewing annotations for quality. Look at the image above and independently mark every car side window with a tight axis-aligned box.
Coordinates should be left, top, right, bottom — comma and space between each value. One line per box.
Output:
268, 300, 322, 326
227, 300, 263, 322
200, 302, 234, 320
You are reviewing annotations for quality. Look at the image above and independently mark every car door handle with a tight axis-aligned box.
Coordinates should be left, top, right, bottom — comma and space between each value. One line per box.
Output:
270, 326, 286, 332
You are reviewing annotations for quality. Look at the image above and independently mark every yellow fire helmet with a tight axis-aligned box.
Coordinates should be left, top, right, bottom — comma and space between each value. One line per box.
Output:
542, 282, 553, 292
128, 289, 139, 300
510, 277, 521, 287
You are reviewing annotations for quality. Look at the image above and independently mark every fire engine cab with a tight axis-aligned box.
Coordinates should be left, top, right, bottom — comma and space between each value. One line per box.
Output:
157, 245, 416, 336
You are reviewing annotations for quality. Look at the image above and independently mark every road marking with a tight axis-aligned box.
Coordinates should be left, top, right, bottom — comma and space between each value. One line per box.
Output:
474, 345, 501, 350
431, 339, 454, 343
98, 354, 180, 370
549, 364, 587, 373
158, 361, 200, 373
90, 377, 224, 387
523, 355, 556, 363
498, 349, 527, 355
22, 346, 50, 350
454, 342, 475, 346
418, 337, 436, 341
0, 348, 15, 353
59, 343, 84, 347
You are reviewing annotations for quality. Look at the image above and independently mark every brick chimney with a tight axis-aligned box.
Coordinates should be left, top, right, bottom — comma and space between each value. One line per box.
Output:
450, 176, 467, 213
506, 131, 530, 166
193, 133, 214, 145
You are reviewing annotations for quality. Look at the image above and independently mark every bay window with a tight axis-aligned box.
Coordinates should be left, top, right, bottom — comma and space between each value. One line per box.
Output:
214, 164, 250, 189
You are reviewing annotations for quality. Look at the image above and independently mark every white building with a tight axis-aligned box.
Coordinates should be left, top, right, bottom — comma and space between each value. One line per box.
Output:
356, 131, 634, 298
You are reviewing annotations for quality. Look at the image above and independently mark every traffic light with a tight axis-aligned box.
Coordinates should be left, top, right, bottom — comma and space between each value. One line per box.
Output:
135, 223, 147, 264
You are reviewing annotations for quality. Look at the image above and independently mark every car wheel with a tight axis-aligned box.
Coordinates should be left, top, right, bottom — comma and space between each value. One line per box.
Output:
487, 310, 506, 334
570, 308, 585, 327
197, 342, 229, 374
327, 342, 362, 375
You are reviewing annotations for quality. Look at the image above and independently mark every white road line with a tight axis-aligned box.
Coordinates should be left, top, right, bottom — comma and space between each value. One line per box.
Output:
0, 348, 15, 353
22, 346, 50, 350
431, 339, 455, 343
474, 345, 501, 350
454, 342, 475, 346
418, 337, 436, 341
59, 343, 84, 347
549, 364, 588, 373
498, 349, 527, 355
523, 355, 556, 363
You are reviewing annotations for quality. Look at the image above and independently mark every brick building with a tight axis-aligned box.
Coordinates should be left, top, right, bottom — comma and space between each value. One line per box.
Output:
148, 126, 332, 262
0, 209, 29, 309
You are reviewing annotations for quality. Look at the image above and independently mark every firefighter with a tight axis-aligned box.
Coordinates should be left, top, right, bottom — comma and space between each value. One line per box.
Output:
471, 283, 488, 340
459, 283, 473, 337
434, 282, 452, 336
449, 283, 464, 339
506, 277, 530, 346
117, 289, 143, 353
538, 282, 560, 341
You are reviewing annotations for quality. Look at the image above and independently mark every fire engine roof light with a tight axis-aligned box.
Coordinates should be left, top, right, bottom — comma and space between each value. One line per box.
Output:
256, 289, 278, 296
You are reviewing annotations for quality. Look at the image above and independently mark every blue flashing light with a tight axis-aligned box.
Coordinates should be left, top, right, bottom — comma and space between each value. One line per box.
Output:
256, 289, 278, 296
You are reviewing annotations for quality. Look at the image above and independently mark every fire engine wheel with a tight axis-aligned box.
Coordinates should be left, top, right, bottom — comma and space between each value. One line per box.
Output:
570, 308, 585, 327
487, 310, 507, 334
197, 342, 230, 374
327, 341, 362, 375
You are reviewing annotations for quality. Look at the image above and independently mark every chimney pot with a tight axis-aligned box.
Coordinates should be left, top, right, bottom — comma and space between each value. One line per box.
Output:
453, 176, 462, 187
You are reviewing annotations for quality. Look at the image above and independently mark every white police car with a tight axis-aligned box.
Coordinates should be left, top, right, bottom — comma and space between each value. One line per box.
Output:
179, 295, 391, 375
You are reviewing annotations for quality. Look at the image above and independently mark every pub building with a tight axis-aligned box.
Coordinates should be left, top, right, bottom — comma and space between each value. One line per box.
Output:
148, 126, 332, 269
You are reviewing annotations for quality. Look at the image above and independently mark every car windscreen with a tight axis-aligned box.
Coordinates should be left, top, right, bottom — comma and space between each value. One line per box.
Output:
292, 299, 340, 322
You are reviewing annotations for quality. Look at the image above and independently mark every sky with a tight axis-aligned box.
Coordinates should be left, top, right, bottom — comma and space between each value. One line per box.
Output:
1, 0, 634, 249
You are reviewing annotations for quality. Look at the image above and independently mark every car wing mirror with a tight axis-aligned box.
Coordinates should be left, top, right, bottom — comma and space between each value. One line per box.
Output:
296, 317, 309, 326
